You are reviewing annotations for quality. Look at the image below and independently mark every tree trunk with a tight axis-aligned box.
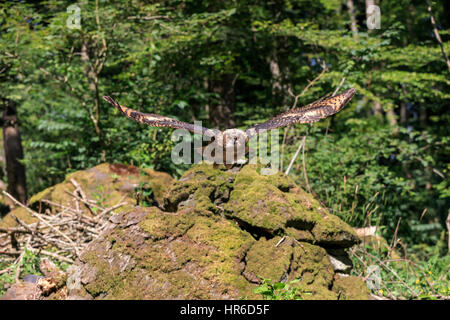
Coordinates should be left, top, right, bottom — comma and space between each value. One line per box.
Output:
347, 0, 358, 38
419, 105, 427, 128
444, 0, 450, 29
373, 100, 383, 116
373, 97, 398, 126
2, 99, 27, 204
81, 42, 106, 161
269, 54, 283, 97
400, 102, 407, 124
386, 108, 398, 126
427, 0, 450, 72
209, 74, 237, 130
446, 211, 450, 253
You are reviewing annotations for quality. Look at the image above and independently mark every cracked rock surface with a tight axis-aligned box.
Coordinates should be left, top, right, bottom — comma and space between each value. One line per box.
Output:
66, 163, 370, 300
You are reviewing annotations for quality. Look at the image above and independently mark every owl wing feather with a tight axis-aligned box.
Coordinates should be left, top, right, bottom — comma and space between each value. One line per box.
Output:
103, 96, 216, 137
245, 88, 356, 138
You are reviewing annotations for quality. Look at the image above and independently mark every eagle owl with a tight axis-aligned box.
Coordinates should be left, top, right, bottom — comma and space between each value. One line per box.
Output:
103, 88, 355, 165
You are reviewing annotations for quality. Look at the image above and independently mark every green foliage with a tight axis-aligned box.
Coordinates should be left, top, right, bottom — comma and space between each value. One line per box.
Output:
0, 261, 15, 296
253, 278, 305, 300
0, 251, 41, 296
127, 129, 187, 175
0, 0, 448, 299
288, 117, 448, 243
0, 249, 70, 296
135, 182, 156, 207
19, 249, 41, 277
350, 241, 449, 300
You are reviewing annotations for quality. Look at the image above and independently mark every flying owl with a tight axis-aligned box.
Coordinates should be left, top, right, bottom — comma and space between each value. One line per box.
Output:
103, 88, 355, 165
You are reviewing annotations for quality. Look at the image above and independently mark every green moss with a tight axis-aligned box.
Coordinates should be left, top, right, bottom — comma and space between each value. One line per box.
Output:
63, 163, 367, 300
246, 239, 341, 300
265, 170, 295, 192
285, 228, 315, 243
192, 187, 216, 216
96, 276, 139, 300
139, 207, 194, 241
286, 241, 338, 300
332, 276, 371, 300
80, 207, 256, 299
28, 185, 54, 206
141, 168, 174, 203
164, 163, 234, 212
225, 165, 291, 232
243, 237, 292, 283
311, 213, 360, 247
284, 192, 323, 227
181, 216, 254, 297
0, 207, 37, 228
224, 165, 322, 235
81, 250, 129, 297
289, 242, 334, 287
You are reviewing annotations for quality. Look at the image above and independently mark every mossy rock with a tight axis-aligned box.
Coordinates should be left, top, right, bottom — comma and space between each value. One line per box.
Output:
0, 207, 38, 228
224, 164, 359, 247
65, 163, 368, 300
332, 275, 372, 300
0, 163, 173, 229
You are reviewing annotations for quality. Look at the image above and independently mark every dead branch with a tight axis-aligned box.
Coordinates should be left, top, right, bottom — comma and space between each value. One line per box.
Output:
302, 134, 311, 193
446, 211, 450, 253
281, 62, 328, 171
0, 182, 126, 266
127, 15, 170, 21
3, 191, 78, 254
427, 1, 450, 72
285, 136, 306, 176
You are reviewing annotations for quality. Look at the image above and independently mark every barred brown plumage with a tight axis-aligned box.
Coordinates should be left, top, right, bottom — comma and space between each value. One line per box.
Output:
102, 95, 215, 137
244, 88, 356, 137
103, 88, 356, 165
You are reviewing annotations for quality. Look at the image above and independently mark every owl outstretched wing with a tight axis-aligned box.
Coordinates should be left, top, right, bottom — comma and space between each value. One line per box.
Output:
103, 96, 216, 137
245, 88, 356, 138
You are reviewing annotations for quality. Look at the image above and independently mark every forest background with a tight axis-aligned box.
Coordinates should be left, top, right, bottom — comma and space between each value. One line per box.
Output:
0, 0, 449, 299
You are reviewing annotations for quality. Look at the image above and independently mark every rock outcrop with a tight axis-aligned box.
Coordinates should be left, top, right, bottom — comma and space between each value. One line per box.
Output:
64, 163, 369, 300
0, 163, 173, 229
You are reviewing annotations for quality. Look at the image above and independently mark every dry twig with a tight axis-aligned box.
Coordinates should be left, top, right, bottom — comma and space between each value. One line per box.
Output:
0, 182, 127, 266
